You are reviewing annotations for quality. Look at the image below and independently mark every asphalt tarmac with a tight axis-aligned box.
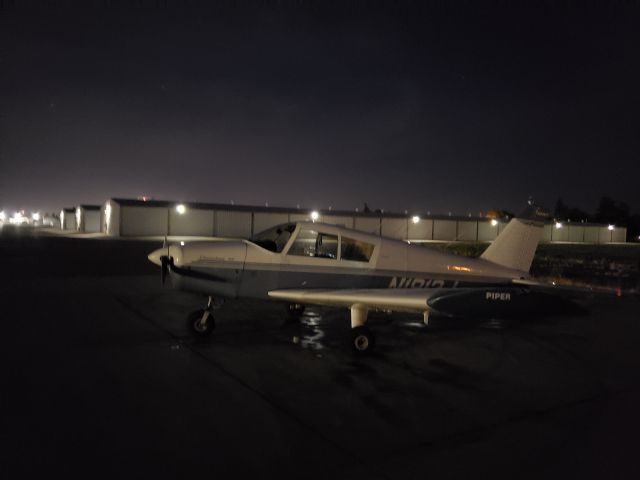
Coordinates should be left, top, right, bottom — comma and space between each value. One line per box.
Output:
2, 225, 639, 479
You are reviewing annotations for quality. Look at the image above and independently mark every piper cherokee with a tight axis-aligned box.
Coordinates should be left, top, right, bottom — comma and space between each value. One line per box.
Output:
148, 203, 582, 354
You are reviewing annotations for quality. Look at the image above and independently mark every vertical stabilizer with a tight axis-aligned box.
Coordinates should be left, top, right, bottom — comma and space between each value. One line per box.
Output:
480, 204, 548, 274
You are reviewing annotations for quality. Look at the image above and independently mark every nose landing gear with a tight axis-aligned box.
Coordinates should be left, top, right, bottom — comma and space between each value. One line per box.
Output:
186, 296, 219, 337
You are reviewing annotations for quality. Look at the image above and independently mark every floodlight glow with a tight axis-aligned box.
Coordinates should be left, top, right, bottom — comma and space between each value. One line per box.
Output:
10, 212, 28, 225
176, 204, 186, 215
310, 211, 319, 222
180, 241, 185, 246
490, 219, 498, 226
105, 204, 112, 233
555, 222, 562, 229
412, 215, 420, 224
0, 211, 5, 221
32, 212, 40, 221
608, 225, 614, 231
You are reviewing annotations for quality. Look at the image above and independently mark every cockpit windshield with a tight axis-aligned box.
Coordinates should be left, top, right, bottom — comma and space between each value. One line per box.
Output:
249, 223, 297, 253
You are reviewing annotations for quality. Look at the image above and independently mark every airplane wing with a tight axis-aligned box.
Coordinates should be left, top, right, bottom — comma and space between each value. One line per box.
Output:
270, 281, 628, 320
268, 288, 441, 312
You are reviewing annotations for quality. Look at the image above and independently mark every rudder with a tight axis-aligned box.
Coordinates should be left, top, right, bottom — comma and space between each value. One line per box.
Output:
480, 204, 549, 274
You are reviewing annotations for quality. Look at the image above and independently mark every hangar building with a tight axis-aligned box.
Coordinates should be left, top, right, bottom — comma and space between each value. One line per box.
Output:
75, 205, 101, 233
60, 208, 77, 231
101, 198, 627, 243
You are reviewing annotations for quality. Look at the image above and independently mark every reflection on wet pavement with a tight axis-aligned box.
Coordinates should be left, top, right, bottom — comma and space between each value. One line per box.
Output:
296, 308, 326, 350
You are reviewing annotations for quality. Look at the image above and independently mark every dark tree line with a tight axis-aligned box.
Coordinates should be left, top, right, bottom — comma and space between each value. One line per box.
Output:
555, 196, 640, 241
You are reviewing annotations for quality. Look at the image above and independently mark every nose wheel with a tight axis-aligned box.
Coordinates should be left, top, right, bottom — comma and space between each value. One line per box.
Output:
186, 309, 215, 337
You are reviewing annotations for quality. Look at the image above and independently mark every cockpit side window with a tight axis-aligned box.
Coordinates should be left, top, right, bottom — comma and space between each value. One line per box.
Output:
249, 223, 296, 253
341, 237, 374, 262
315, 233, 338, 259
287, 229, 338, 259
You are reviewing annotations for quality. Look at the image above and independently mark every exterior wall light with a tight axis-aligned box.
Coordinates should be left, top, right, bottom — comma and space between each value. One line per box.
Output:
412, 215, 420, 224
555, 222, 562, 229
310, 211, 319, 222
608, 225, 614, 231
105, 204, 112, 233
490, 219, 498, 226
176, 204, 186, 215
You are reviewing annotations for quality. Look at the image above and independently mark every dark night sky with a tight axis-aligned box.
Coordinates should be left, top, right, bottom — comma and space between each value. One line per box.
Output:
1, 0, 639, 216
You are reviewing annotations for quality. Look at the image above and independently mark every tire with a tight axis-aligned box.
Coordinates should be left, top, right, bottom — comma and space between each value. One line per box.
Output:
186, 309, 215, 337
286, 303, 306, 320
350, 326, 375, 355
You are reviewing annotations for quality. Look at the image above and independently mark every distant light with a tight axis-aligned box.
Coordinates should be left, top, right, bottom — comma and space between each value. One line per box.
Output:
180, 241, 185, 246
555, 222, 562, 229
310, 211, 319, 222
176, 204, 186, 215
608, 225, 614, 231
32, 212, 40, 221
10, 212, 28, 225
412, 215, 420, 224
0, 211, 6, 221
490, 219, 498, 226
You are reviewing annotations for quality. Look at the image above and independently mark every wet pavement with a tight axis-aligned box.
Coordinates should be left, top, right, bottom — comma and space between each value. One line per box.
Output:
1, 225, 640, 479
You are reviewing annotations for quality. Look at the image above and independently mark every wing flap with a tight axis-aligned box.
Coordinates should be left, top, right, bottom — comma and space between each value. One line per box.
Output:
268, 288, 440, 312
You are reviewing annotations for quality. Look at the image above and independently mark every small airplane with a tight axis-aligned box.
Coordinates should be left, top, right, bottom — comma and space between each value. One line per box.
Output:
148, 203, 586, 354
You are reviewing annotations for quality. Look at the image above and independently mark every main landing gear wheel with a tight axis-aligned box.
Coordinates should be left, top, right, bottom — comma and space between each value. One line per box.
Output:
350, 326, 375, 355
186, 309, 215, 337
286, 303, 306, 321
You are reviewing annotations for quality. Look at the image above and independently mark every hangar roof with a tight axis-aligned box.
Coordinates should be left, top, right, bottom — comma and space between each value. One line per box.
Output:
108, 198, 488, 221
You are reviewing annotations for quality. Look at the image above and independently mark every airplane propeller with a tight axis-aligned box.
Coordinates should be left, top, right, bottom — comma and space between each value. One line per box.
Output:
161, 256, 169, 286
160, 235, 170, 286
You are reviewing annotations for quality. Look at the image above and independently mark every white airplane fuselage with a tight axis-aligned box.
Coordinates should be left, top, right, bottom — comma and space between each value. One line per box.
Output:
148, 222, 527, 306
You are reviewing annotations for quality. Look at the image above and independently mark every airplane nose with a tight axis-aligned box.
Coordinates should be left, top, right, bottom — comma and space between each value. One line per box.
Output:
148, 248, 165, 266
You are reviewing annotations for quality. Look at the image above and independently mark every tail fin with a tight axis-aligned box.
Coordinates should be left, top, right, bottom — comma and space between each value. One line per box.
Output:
480, 203, 549, 273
